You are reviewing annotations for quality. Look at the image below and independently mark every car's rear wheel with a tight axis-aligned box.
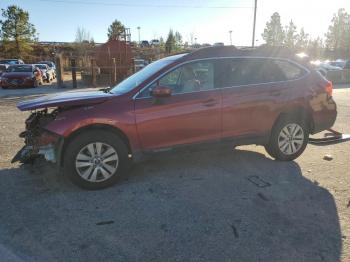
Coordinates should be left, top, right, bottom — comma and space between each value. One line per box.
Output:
63, 130, 130, 190
265, 115, 309, 161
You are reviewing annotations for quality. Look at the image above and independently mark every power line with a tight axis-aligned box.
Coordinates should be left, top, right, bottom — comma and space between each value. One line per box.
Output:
36, 0, 253, 9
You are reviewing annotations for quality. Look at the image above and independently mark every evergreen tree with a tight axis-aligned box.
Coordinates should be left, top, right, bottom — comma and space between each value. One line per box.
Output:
325, 8, 350, 50
295, 28, 309, 50
174, 31, 182, 49
0, 5, 37, 57
107, 20, 125, 40
165, 29, 175, 53
284, 20, 297, 49
262, 12, 284, 46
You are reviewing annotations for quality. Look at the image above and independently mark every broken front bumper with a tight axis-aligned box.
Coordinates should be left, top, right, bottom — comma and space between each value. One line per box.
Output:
11, 144, 57, 164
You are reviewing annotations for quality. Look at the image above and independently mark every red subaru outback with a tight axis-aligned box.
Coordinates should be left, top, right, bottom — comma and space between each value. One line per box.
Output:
13, 46, 337, 189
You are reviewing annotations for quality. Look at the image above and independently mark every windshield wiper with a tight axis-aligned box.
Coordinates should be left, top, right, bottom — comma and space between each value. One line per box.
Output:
100, 87, 112, 93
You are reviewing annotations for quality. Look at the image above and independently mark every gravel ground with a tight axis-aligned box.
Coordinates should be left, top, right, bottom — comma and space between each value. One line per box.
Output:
0, 85, 349, 262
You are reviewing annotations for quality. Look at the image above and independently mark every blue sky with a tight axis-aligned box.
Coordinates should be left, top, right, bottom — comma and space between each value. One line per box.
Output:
1, 0, 350, 46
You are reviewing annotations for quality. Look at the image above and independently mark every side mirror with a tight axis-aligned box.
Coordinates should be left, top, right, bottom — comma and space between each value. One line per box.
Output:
151, 86, 172, 98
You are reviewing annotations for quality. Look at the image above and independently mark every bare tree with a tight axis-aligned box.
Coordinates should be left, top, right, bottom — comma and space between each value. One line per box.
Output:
75, 27, 92, 43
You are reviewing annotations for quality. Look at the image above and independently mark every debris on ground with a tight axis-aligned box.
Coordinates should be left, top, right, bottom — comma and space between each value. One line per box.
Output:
257, 192, 269, 201
247, 175, 271, 188
323, 154, 333, 161
231, 224, 239, 238
96, 220, 114, 226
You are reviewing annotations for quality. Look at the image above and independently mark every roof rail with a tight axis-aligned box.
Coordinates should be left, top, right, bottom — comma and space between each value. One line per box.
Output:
181, 45, 307, 63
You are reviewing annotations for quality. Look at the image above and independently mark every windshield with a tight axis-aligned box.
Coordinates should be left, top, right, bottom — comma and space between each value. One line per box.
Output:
38, 61, 53, 67
110, 54, 186, 95
0, 60, 18, 65
6, 65, 32, 72
36, 64, 47, 69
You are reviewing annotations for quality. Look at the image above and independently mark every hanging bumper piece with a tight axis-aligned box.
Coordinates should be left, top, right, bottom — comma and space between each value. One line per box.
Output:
309, 128, 350, 145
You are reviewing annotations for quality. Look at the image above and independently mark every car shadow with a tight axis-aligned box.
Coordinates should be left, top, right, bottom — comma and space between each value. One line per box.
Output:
0, 147, 342, 261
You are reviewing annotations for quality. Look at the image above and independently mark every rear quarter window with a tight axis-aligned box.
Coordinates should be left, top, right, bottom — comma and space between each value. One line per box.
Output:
273, 60, 306, 80
219, 58, 287, 87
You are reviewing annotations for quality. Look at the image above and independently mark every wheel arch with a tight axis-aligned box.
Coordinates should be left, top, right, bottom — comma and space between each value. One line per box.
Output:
58, 124, 132, 167
271, 107, 315, 136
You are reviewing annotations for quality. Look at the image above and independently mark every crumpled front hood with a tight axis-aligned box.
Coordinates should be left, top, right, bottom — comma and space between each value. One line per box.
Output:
17, 90, 113, 111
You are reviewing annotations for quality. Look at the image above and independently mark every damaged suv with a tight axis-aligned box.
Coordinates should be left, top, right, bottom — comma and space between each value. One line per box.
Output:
13, 46, 337, 189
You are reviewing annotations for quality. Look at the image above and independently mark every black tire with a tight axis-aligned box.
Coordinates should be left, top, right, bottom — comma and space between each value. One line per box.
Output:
63, 130, 130, 190
265, 115, 309, 161
33, 80, 39, 88
2, 86, 8, 89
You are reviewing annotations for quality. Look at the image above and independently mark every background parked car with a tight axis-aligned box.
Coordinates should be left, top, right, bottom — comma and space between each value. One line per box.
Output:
35, 64, 54, 83
328, 60, 347, 69
0, 64, 9, 86
140, 40, 150, 48
343, 59, 350, 69
0, 59, 24, 65
37, 61, 56, 78
313, 61, 343, 76
133, 58, 147, 72
150, 39, 160, 46
0, 64, 9, 75
1, 64, 42, 89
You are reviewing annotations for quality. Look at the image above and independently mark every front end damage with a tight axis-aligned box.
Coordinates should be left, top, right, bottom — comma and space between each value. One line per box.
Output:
11, 109, 62, 164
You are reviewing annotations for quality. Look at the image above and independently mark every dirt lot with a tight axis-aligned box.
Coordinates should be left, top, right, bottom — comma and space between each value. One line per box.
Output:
0, 85, 349, 262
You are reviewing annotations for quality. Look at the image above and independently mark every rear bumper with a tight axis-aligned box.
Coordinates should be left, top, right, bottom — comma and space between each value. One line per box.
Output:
311, 98, 337, 134
312, 112, 337, 134
1, 79, 35, 88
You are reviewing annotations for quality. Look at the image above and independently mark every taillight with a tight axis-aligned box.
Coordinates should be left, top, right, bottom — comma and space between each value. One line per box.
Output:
325, 81, 333, 97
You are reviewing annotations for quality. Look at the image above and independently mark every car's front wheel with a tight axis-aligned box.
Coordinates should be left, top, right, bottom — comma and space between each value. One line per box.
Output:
63, 130, 130, 190
33, 80, 39, 88
265, 115, 309, 161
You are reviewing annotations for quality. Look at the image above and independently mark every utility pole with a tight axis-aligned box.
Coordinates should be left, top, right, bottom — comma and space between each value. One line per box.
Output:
252, 0, 257, 47
229, 30, 233, 46
137, 26, 141, 45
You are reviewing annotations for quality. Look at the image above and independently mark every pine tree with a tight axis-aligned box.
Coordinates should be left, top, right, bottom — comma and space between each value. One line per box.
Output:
284, 20, 297, 49
165, 29, 175, 54
295, 28, 309, 50
325, 8, 350, 50
107, 20, 125, 40
0, 5, 37, 57
262, 12, 284, 46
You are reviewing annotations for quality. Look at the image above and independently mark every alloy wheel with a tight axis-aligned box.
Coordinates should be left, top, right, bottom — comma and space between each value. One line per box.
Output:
277, 123, 304, 155
75, 142, 119, 182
